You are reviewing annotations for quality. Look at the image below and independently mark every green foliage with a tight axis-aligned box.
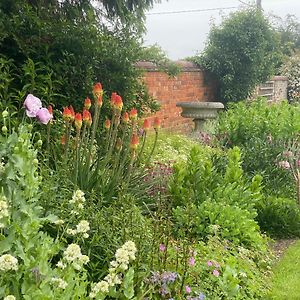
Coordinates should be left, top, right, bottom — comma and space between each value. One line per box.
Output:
170, 146, 265, 249
256, 196, 300, 238
0, 125, 89, 299
273, 14, 300, 56
195, 9, 280, 103
0, 0, 159, 114
217, 98, 300, 196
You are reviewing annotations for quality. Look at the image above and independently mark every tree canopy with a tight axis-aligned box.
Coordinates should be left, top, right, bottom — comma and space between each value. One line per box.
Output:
195, 9, 280, 104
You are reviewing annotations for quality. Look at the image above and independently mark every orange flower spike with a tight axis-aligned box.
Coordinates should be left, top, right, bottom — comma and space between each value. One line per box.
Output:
122, 112, 129, 123
104, 119, 111, 130
74, 113, 82, 131
87, 111, 92, 127
143, 118, 151, 132
63, 107, 72, 122
97, 95, 103, 107
129, 108, 138, 121
84, 97, 91, 110
83, 109, 90, 124
110, 92, 117, 107
93, 82, 103, 98
154, 117, 161, 130
69, 106, 75, 122
114, 95, 123, 111
130, 133, 139, 150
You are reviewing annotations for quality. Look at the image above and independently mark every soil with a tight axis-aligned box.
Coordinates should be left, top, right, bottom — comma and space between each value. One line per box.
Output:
271, 239, 298, 259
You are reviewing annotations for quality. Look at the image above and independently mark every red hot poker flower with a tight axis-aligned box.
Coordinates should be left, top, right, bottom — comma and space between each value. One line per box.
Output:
104, 119, 111, 130
69, 106, 75, 122
93, 82, 103, 98
130, 133, 139, 150
143, 119, 151, 132
48, 105, 53, 115
63, 107, 72, 122
114, 95, 123, 111
111, 92, 118, 107
129, 108, 138, 120
75, 113, 82, 131
97, 95, 103, 107
83, 109, 92, 127
154, 117, 161, 130
84, 97, 91, 110
122, 112, 129, 123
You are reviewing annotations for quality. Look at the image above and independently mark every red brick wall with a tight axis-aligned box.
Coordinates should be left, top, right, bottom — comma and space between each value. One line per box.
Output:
137, 61, 217, 132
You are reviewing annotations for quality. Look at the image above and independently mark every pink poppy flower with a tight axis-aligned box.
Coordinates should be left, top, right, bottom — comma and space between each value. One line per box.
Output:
36, 108, 53, 125
24, 94, 42, 117
212, 269, 220, 277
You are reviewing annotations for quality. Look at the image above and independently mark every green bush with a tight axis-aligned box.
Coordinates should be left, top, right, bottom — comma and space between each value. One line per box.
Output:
217, 98, 300, 197
194, 9, 280, 103
256, 196, 300, 238
169, 146, 266, 249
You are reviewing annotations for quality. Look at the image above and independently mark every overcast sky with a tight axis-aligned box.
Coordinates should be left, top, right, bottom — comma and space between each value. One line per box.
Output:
144, 0, 300, 60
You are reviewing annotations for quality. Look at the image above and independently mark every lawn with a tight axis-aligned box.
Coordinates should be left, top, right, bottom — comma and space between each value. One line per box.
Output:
268, 240, 300, 299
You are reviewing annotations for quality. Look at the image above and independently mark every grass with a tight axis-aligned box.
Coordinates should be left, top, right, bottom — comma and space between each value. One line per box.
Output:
268, 240, 300, 299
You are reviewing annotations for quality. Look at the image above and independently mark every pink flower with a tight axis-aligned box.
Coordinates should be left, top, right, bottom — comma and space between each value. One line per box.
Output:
188, 257, 195, 266
36, 108, 53, 125
24, 94, 42, 117
207, 260, 213, 267
159, 244, 166, 252
185, 286, 192, 294
278, 160, 290, 169
297, 160, 300, 168
212, 269, 220, 277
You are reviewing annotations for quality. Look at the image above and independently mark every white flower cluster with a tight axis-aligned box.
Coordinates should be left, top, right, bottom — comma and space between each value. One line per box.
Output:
51, 277, 68, 289
4, 296, 16, 300
70, 190, 86, 215
0, 195, 9, 228
0, 254, 18, 271
89, 241, 137, 299
281, 54, 300, 102
59, 243, 89, 271
54, 219, 64, 225
67, 220, 90, 238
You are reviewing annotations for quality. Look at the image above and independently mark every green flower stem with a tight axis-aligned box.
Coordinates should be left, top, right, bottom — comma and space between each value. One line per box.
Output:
145, 129, 158, 165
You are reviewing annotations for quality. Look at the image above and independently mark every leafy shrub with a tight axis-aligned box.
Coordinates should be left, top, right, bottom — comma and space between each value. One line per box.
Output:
169, 146, 265, 249
194, 9, 280, 103
217, 98, 300, 197
256, 196, 300, 238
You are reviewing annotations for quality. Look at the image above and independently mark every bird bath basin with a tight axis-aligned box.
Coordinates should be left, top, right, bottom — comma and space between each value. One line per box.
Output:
176, 102, 224, 131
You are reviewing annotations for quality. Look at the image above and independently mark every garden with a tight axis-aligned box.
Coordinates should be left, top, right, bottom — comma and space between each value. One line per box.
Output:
1, 1, 300, 299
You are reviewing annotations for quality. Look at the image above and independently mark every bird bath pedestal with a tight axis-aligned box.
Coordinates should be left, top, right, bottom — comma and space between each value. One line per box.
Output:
176, 102, 224, 131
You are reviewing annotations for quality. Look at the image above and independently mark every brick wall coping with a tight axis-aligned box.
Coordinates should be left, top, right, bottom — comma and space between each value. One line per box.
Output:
135, 60, 201, 72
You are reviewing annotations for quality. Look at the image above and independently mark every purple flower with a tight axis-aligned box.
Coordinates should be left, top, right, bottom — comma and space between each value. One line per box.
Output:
24, 94, 42, 117
185, 286, 192, 294
212, 269, 220, 277
159, 244, 166, 252
161, 271, 177, 283
188, 257, 196, 266
36, 108, 53, 125
207, 260, 213, 267
199, 292, 206, 300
